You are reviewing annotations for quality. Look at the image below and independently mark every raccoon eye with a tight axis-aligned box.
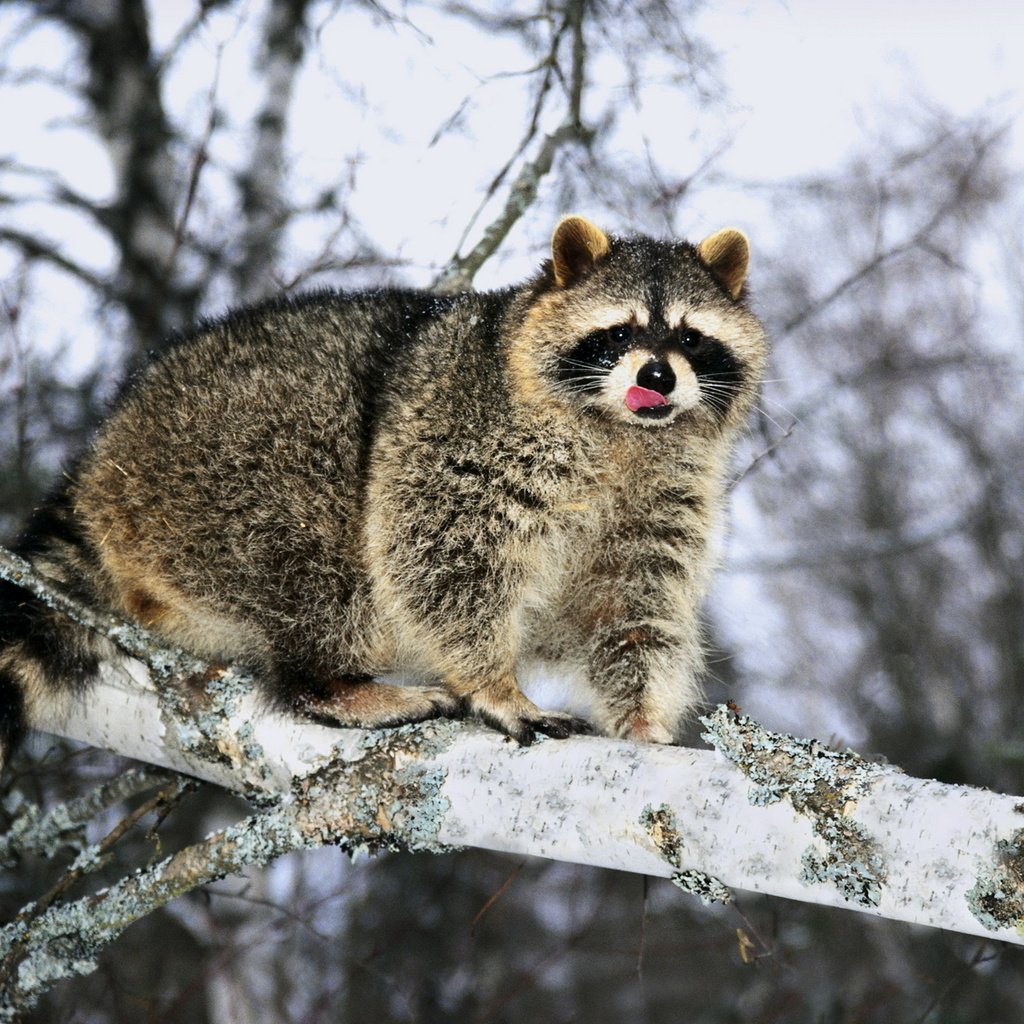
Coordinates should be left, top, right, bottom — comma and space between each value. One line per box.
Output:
680, 328, 705, 350
608, 324, 633, 345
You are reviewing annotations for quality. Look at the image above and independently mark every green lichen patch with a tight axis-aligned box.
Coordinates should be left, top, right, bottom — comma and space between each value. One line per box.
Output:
0, 713, 468, 1016
700, 704, 890, 908
966, 828, 1024, 935
296, 719, 461, 855
0, 767, 173, 866
151, 661, 276, 789
670, 869, 732, 906
640, 804, 685, 869
800, 816, 885, 907
640, 804, 732, 906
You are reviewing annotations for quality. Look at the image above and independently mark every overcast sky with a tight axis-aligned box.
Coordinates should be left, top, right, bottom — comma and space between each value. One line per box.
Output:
3, 1, 1023, 365
7, 2, 1023, 266
701, 0, 1024, 179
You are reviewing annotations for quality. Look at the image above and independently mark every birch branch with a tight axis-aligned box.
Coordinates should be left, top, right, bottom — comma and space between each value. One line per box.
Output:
35, 656, 1024, 948
432, 119, 588, 294
3, 552, 1024, 1013
234, 0, 312, 301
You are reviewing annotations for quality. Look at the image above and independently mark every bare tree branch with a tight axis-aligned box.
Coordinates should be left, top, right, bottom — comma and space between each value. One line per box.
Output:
0, 764, 176, 864
0, 229, 110, 295
433, 0, 592, 292
0, 773, 199, 996
442, 10, 571, 263
30, 0, 202, 351
4, 661, 1020, 1024
779, 124, 1009, 337
726, 509, 976, 574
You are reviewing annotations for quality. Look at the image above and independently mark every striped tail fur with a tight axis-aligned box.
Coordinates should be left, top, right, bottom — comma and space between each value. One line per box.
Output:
0, 489, 115, 770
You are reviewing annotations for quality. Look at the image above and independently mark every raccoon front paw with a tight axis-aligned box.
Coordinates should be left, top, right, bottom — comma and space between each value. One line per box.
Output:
468, 691, 593, 746
489, 708, 594, 746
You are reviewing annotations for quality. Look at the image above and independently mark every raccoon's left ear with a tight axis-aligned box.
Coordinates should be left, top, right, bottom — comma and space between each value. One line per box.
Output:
697, 227, 750, 300
551, 216, 611, 287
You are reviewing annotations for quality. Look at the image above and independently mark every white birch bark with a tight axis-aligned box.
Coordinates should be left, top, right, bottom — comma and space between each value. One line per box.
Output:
46, 656, 1024, 948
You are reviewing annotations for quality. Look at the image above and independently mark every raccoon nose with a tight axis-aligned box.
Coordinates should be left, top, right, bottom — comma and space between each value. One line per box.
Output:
636, 359, 675, 396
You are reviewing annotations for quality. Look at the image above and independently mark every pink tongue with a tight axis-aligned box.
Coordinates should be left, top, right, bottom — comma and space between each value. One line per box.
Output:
625, 385, 669, 411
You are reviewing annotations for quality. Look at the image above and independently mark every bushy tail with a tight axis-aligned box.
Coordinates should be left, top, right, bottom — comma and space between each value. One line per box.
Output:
0, 490, 114, 770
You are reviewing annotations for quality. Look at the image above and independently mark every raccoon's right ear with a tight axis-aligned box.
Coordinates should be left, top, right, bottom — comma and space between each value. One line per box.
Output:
551, 216, 611, 287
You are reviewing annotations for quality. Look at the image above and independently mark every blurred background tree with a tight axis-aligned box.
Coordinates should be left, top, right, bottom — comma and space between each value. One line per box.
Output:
1, 0, 1023, 1020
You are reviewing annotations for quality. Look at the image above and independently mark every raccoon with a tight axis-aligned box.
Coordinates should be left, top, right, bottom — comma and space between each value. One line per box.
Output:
0, 216, 767, 768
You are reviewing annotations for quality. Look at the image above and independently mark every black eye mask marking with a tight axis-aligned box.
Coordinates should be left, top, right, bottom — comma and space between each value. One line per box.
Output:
556, 325, 635, 393
673, 327, 747, 421
554, 321, 748, 422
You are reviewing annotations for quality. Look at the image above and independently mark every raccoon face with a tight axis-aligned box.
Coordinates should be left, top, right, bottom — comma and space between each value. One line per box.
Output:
513, 216, 766, 432
554, 316, 744, 427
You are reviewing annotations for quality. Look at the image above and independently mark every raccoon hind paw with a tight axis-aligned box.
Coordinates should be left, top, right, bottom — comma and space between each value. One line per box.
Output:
291, 679, 465, 731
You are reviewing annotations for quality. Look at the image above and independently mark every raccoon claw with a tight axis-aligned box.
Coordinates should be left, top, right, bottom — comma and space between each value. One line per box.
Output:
463, 684, 593, 745
502, 712, 593, 746
532, 714, 593, 740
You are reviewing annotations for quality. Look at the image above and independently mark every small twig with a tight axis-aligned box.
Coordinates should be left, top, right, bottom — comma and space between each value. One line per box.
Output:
726, 509, 974, 575
0, 765, 175, 865
433, 119, 589, 293
0, 775, 198, 988
728, 418, 798, 491
0, 228, 111, 296
33, 778, 195, 914
445, 25, 566, 261
780, 123, 1010, 338
636, 874, 649, 979
164, 47, 223, 280
470, 861, 525, 935
912, 942, 999, 1024
728, 896, 777, 966
204, 886, 333, 941
0, 799, 311, 1012
154, 0, 231, 75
